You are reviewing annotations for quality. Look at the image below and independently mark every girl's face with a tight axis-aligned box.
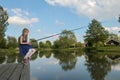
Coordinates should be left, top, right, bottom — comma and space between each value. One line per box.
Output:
24, 31, 29, 36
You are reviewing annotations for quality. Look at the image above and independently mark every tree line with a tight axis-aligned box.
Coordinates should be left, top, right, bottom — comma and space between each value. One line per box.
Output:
0, 30, 82, 49
0, 36, 18, 49
0, 26, 120, 49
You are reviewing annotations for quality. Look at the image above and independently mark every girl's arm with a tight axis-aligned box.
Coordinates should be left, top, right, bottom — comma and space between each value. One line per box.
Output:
20, 36, 29, 44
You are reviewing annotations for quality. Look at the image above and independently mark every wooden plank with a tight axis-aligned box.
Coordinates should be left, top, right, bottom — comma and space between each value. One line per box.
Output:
8, 63, 24, 80
0, 64, 10, 77
20, 62, 30, 80
0, 64, 17, 80
0, 63, 30, 80
0, 64, 5, 70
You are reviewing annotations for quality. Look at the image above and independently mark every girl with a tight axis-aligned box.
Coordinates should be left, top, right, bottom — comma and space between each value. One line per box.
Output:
19, 28, 36, 64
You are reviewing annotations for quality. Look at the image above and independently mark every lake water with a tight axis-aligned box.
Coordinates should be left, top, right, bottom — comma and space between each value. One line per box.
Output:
0, 50, 120, 80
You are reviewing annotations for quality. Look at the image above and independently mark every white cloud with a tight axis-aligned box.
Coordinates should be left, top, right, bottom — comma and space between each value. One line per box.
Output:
8, 16, 38, 26
45, 0, 120, 20
11, 8, 22, 16
8, 8, 39, 27
37, 29, 41, 33
55, 20, 65, 26
105, 26, 120, 33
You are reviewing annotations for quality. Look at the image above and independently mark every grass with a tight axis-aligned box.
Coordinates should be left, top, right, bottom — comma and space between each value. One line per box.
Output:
0, 48, 18, 55
97, 47, 120, 52
0, 46, 120, 55
84, 46, 120, 53
38, 47, 83, 52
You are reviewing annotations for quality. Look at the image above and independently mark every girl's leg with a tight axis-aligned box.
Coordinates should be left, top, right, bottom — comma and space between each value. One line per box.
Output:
28, 48, 36, 58
24, 49, 33, 59
23, 49, 36, 64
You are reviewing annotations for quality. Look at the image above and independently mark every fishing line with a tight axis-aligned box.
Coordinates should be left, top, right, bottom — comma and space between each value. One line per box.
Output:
34, 26, 87, 42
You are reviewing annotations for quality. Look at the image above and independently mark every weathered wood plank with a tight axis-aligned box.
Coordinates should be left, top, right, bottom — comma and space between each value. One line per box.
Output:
20, 62, 30, 80
8, 63, 24, 80
0, 64, 17, 80
0, 62, 30, 80
0, 64, 11, 77
0, 64, 5, 70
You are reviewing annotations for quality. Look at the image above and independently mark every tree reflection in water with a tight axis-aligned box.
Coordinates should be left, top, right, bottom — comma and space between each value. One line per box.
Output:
0, 55, 5, 64
17, 55, 24, 63
0, 51, 38, 63
30, 51, 38, 61
85, 53, 111, 80
7, 54, 16, 63
39, 51, 52, 58
53, 50, 82, 71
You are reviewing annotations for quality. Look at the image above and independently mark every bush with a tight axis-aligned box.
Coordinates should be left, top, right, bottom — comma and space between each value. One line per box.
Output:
93, 41, 104, 47
0, 38, 7, 48
7, 36, 18, 49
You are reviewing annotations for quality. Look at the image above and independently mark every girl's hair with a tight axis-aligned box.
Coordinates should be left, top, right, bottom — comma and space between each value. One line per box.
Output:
22, 28, 29, 40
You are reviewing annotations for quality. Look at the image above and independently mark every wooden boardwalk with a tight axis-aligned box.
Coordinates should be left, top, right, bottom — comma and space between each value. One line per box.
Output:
0, 63, 30, 80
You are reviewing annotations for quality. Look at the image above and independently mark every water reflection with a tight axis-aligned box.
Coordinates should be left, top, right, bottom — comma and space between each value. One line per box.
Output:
53, 50, 82, 71
7, 54, 16, 63
0, 51, 39, 64
0, 55, 5, 64
39, 51, 52, 58
0, 50, 120, 80
85, 53, 111, 80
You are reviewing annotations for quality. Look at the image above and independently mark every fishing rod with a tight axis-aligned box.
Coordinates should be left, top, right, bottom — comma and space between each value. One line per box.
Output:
34, 26, 87, 42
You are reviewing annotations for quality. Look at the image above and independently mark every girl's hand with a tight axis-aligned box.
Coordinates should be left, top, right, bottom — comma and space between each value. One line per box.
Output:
23, 42, 30, 44
27, 42, 30, 44
28, 42, 31, 45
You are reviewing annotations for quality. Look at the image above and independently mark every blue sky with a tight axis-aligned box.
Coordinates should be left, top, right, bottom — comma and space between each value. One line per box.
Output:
0, 0, 120, 43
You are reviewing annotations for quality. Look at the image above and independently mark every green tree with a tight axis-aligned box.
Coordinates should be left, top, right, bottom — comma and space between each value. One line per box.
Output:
39, 41, 52, 49
7, 36, 18, 48
0, 38, 7, 48
75, 42, 82, 48
30, 38, 38, 48
45, 40, 52, 48
84, 19, 109, 47
39, 41, 45, 49
53, 30, 76, 49
0, 6, 9, 42
108, 33, 120, 41
53, 40, 60, 49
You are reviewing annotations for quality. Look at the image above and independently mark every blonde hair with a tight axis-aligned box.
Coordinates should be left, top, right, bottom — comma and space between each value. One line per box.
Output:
22, 28, 29, 40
